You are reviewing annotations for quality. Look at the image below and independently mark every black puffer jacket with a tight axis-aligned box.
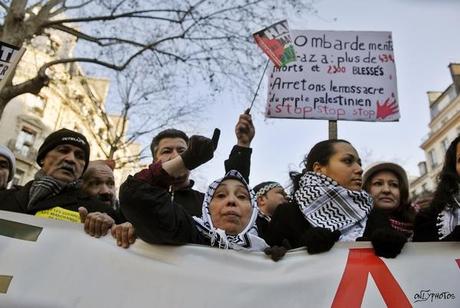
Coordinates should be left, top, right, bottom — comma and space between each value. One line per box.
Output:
119, 175, 209, 245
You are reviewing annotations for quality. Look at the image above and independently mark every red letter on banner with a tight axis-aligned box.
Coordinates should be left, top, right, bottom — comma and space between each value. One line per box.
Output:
331, 248, 411, 308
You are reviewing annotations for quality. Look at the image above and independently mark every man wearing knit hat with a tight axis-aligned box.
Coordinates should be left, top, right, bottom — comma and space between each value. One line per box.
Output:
253, 181, 288, 238
0, 144, 16, 190
35, 128, 90, 182
254, 181, 287, 218
0, 128, 119, 225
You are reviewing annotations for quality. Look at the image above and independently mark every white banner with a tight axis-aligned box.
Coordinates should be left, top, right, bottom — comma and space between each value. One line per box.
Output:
0, 210, 459, 308
266, 30, 399, 122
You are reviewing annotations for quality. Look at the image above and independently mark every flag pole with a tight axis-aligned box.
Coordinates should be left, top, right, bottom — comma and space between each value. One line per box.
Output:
247, 59, 270, 114
328, 120, 338, 139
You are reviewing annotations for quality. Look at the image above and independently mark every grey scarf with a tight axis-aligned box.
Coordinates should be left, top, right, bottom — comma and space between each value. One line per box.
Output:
27, 170, 78, 210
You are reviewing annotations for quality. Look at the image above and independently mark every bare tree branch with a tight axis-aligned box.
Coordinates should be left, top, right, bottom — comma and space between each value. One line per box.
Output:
61, 0, 94, 11
0, 1, 8, 10
0, 0, 315, 128
42, 9, 187, 27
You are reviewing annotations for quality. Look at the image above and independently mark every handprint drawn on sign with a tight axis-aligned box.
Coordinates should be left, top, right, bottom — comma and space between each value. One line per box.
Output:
376, 98, 399, 120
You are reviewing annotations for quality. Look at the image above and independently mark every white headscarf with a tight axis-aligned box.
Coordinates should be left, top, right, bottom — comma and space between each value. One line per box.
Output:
193, 170, 268, 251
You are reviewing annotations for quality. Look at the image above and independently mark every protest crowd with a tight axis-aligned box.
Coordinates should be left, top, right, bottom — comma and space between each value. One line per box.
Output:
1, 112, 459, 261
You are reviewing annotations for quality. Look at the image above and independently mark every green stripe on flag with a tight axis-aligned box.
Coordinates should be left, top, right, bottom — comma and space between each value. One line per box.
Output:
0, 275, 12, 294
0, 218, 42, 241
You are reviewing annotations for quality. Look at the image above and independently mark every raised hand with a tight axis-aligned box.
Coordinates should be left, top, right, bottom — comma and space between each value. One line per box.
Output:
180, 128, 220, 170
235, 110, 255, 147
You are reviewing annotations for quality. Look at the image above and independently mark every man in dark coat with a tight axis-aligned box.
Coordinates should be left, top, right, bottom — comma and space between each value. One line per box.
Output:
0, 128, 118, 224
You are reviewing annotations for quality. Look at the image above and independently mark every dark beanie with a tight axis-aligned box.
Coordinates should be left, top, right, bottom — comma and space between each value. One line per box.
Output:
36, 129, 90, 171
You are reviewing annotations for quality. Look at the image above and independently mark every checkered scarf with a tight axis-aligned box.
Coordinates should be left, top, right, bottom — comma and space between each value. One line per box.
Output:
193, 170, 268, 251
27, 169, 79, 210
437, 193, 460, 240
294, 172, 373, 241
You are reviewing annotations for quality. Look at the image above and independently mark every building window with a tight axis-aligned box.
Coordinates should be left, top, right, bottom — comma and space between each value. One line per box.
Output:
15, 127, 37, 157
418, 161, 427, 176
428, 149, 438, 170
441, 138, 450, 153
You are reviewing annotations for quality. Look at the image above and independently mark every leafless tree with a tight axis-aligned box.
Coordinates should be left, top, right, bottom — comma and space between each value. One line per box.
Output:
85, 62, 204, 167
0, 0, 316, 118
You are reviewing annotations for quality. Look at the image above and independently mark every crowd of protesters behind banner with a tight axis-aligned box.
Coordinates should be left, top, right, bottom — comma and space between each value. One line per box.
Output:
0, 112, 459, 261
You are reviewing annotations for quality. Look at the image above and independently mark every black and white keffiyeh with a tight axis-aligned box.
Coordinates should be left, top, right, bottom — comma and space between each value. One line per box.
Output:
28, 169, 78, 210
193, 170, 268, 252
437, 193, 460, 240
294, 172, 373, 241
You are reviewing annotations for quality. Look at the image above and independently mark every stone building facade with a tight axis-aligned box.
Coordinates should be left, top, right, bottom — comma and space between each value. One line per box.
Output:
0, 29, 142, 187
409, 63, 460, 198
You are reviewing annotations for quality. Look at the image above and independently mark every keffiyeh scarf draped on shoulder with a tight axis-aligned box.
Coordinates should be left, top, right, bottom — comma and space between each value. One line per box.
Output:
294, 172, 373, 241
193, 170, 268, 252
437, 191, 460, 240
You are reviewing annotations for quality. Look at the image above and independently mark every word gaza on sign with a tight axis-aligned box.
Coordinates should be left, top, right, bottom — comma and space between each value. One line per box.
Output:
266, 30, 399, 122
0, 210, 459, 308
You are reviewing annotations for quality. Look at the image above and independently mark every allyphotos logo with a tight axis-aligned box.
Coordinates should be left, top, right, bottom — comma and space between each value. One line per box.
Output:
61, 136, 86, 145
413, 289, 455, 303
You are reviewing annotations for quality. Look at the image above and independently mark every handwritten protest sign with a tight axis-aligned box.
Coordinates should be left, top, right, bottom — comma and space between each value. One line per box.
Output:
266, 30, 399, 122
253, 20, 296, 67
0, 41, 25, 90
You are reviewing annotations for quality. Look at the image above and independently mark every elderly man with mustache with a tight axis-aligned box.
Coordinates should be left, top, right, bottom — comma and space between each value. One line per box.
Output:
0, 129, 119, 227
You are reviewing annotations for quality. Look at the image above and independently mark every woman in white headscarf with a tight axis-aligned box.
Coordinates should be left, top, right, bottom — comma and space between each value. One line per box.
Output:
122, 170, 269, 252
193, 170, 268, 251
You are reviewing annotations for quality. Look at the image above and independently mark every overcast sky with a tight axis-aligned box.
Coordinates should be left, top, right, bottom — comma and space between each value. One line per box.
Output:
186, 0, 460, 191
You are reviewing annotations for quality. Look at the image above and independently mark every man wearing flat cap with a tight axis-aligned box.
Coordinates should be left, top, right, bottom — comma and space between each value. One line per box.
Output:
0, 128, 118, 224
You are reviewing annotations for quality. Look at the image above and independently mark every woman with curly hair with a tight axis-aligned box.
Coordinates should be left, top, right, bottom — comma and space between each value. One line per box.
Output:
413, 135, 460, 241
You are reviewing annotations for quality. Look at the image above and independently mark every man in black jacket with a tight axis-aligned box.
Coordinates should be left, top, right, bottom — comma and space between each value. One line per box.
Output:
0, 128, 118, 224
